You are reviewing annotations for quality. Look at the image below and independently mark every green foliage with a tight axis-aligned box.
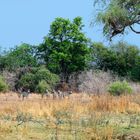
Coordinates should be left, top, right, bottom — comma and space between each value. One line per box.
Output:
0, 75, 8, 92
35, 67, 59, 88
111, 42, 140, 76
18, 73, 36, 91
94, 0, 140, 39
1, 43, 38, 71
108, 81, 132, 96
18, 67, 59, 92
36, 80, 50, 94
91, 42, 116, 70
91, 42, 140, 77
38, 17, 90, 81
130, 56, 140, 81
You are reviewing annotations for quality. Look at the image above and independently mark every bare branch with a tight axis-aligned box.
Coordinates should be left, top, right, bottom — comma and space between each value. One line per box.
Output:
129, 26, 140, 34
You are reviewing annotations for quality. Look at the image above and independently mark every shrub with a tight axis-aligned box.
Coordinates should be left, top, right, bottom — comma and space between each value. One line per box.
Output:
69, 70, 118, 94
108, 81, 132, 96
18, 73, 36, 91
0, 75, 8, 92
17, 67, 60, 92
35, 67, 60, 89
36, 80, 50, 94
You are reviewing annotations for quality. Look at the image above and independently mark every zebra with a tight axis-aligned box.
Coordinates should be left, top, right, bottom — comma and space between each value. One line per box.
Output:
22, 91, 29, 100
57, 90, 65, 99
51, 89, 73, 100
42, 89, 51, 99
57, 90, 73, 99
17, 88, 30, 100
45, 89, 51, 98
17, 88, 22, 98
52, 89, 58, 99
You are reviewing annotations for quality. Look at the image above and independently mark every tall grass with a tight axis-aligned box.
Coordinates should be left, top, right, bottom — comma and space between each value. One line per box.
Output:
0, 93, 140, 139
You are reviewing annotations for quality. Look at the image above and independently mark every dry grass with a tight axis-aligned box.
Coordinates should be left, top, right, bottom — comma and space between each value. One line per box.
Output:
0, 93, 140, 116
0, 92, 140, 139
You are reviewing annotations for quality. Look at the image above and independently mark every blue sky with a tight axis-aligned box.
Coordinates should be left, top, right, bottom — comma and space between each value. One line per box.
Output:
0, 0, 139, 49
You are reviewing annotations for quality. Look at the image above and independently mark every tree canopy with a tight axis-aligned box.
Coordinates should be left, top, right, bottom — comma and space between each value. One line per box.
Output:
91, 41, 140, 78
94, 0, 140, 39
38, 17, 90, 82
0, 43, 38, 71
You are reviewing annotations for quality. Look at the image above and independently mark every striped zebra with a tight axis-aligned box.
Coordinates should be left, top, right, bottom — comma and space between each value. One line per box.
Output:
57, 90, 73, 99
57, 90, 65, 99
17, 88, 30, 100
52, 89, 58, 99
42, 89, 51, 99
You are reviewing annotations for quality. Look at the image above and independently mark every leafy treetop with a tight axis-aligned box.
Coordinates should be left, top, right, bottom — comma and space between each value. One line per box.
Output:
94, 0, 140, 39
38, 17, 90, 82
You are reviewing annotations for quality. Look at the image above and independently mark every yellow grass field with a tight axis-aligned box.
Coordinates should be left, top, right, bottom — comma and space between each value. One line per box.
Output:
0, 92, 140, 140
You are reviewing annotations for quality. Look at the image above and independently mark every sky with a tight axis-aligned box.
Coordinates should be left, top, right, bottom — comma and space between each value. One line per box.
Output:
0, 0, 139, 50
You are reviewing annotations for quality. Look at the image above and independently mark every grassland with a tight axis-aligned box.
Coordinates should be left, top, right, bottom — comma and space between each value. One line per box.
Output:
0, 92, 140, 140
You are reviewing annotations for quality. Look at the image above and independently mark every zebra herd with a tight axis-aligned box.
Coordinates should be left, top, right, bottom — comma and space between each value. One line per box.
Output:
49, 90, 73, 99
17, 88, 73, 100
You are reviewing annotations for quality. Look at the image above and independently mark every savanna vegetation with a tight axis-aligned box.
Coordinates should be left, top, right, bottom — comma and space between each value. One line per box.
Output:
0, 0, 140, 139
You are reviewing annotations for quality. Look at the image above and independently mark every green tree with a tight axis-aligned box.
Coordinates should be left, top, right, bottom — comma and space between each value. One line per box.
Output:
91, 42, 117, 71
129, 56, 140, 81
1, 43, 38, 71
111, 42, 140, 76
38, 17, 90, 82
91, 42, 140, 77
94, 0, 140, 39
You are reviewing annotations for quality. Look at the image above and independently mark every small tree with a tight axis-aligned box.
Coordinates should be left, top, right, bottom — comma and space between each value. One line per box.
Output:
108, 81, 132, 96
0, 75, 8, 92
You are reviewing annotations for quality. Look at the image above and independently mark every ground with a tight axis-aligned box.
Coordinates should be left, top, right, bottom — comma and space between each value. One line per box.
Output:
0, 92, 140, 140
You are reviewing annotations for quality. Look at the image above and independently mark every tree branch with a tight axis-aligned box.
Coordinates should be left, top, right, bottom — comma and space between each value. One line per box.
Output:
129, 26, 140, 34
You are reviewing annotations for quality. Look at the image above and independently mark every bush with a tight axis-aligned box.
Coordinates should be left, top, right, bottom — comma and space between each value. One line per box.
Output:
18, 73, 36, 91
108, 81, 132, 96
69, 70, 118, 94
36, 80, 50, 94
35, 67, 60, 89
0, 75, 8, 92
17, 67, 60, 92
